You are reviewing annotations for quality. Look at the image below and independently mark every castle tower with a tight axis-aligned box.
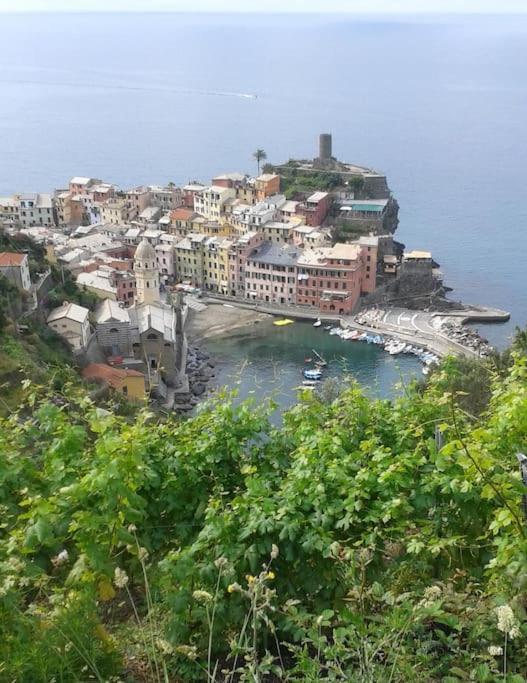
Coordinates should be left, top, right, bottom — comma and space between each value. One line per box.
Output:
319, 133, 332, 161
134, 238, 160, 305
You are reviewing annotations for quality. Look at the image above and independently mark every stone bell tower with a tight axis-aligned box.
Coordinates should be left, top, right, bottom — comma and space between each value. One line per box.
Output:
134, 238, 160, 305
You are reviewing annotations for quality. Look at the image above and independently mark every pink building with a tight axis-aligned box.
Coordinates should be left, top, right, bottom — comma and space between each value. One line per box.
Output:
228, 231, 262, 297
114, 270, 136, 306
244, 242, 299, 304
296, 191, 331, 227
357, 236, 378, 294
296, 243, 365, 315
182, 183, 206, 209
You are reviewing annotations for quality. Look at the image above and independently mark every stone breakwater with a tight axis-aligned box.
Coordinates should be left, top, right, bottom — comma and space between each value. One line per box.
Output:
173, 346, 217, 413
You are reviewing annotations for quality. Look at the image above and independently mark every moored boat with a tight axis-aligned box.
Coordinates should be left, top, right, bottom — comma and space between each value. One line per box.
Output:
304, 368, 322, 380
273, 318, 294, 327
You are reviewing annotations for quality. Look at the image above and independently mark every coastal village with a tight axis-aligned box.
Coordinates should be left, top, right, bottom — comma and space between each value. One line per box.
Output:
0, 135, 505, 409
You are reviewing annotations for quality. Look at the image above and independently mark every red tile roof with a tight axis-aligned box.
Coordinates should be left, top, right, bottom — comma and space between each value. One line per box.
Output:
170, 208, 195, 222
82, 363, 144, 390
0, 251, 27, 266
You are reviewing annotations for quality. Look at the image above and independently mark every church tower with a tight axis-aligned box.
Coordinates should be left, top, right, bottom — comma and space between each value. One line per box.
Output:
134, 238, 160, 305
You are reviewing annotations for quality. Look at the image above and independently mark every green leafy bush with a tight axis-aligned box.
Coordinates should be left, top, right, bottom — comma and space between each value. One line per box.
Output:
1, 355, 527, 680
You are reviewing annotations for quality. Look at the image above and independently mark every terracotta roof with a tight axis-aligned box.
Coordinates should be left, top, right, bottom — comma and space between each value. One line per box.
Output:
0, 251, 27, 266
82, 363, 144, 389
170, 208, 195, 222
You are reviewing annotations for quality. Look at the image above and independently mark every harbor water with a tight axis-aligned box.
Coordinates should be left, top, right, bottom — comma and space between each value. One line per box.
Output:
203, 319, 423, 412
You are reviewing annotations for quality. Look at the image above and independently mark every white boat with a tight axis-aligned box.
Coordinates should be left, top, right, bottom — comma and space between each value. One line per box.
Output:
302, 380, 317, 386
388, 341, 406, 355
304, 369, 322, 380
313, 318, 322, 327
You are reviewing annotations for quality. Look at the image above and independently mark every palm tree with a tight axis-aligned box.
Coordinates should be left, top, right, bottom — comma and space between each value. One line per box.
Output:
253, 149, 267, 175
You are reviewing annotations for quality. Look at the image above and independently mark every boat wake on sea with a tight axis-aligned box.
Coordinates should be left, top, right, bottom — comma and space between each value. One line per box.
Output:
0, 77, 258, 100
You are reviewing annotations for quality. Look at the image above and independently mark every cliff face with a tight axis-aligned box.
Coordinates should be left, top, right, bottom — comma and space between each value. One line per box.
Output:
361, 270, 457, 311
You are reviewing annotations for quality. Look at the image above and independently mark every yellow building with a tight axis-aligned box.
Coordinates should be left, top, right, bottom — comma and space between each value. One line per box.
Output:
82, 363, 146, 401
175, 233, 207, 284
203, 237, 233, 293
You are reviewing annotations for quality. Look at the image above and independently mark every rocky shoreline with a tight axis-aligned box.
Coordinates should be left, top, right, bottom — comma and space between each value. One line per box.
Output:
173, 345, 217, 413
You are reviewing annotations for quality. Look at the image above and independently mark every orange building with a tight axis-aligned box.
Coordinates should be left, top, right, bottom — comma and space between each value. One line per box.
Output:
82, 363, 146, 401
255, 174, 280, 201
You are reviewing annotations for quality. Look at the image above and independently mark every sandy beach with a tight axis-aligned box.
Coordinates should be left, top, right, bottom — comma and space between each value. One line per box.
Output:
186, 302, 272, 341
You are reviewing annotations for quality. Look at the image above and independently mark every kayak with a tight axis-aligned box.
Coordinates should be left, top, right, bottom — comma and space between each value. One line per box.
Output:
273, 319, 294, 327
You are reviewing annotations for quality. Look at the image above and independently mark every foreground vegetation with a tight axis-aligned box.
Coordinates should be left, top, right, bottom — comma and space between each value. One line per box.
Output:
1, 347, 527, 681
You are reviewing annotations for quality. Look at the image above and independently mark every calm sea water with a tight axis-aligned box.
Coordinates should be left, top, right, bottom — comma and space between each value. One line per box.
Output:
204, 320, 422, 413
0, 11, 525, 358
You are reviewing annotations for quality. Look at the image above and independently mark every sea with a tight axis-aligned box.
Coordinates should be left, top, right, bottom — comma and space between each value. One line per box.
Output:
0, 11, 525, 403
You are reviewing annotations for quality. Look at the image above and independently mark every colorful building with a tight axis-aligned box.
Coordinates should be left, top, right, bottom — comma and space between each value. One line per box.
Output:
296, 191, 331, 227
296, 243, 365, 314
255, 174, 280, 201
82, 363, 146, 401
245, 242, 299, 304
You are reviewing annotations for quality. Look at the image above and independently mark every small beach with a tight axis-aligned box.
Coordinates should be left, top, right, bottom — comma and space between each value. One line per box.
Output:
186, 302, 272, 342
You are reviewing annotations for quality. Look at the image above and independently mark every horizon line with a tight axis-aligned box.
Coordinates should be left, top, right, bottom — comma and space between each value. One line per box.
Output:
1, 8, 527, 13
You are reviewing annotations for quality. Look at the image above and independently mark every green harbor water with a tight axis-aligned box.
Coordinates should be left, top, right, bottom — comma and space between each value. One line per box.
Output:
203, 319, 423, 413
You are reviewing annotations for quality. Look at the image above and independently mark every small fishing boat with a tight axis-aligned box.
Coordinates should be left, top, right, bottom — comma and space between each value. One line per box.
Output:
312, 349, 328, 367
304, 357, 313, 363
273, 318, 294, 327
323, 325, 333, 331
304, 369, 322, 380
313, 318, 322, 328
302, 380, 317, 386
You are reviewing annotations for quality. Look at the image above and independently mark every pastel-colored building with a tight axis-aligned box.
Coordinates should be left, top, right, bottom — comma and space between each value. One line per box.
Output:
296, 191, 331, 227
296, 243, 364, 314
125, 187, 152, 217
169, 207, 197, 236
356, 235, 378, 294
255, 174, 280, 201
99, 198, 134, 225
155, 242, 176, 281
82, 363, 146, 401
245, 242, 299, 304
228, 231, 263, 297
0, 251, 31, 291
175, 233, 207, 284
203, 236, 233, 293
182, 183, 206, 209
148, 185, 183, 212
15, 193, 55, 228
69, 177, 100, 196
193, 185, 236, 221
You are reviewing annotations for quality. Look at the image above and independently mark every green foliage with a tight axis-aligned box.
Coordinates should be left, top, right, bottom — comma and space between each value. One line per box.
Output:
1, 355, 527, 679
280, 169, 342, 198
48, 264, 99, 310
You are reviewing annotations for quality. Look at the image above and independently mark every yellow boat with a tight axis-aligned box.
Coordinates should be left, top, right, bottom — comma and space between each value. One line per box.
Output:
273, 318, 294, 327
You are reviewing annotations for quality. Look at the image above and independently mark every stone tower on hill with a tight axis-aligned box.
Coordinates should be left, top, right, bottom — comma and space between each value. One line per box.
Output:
134, 238, 160, 305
